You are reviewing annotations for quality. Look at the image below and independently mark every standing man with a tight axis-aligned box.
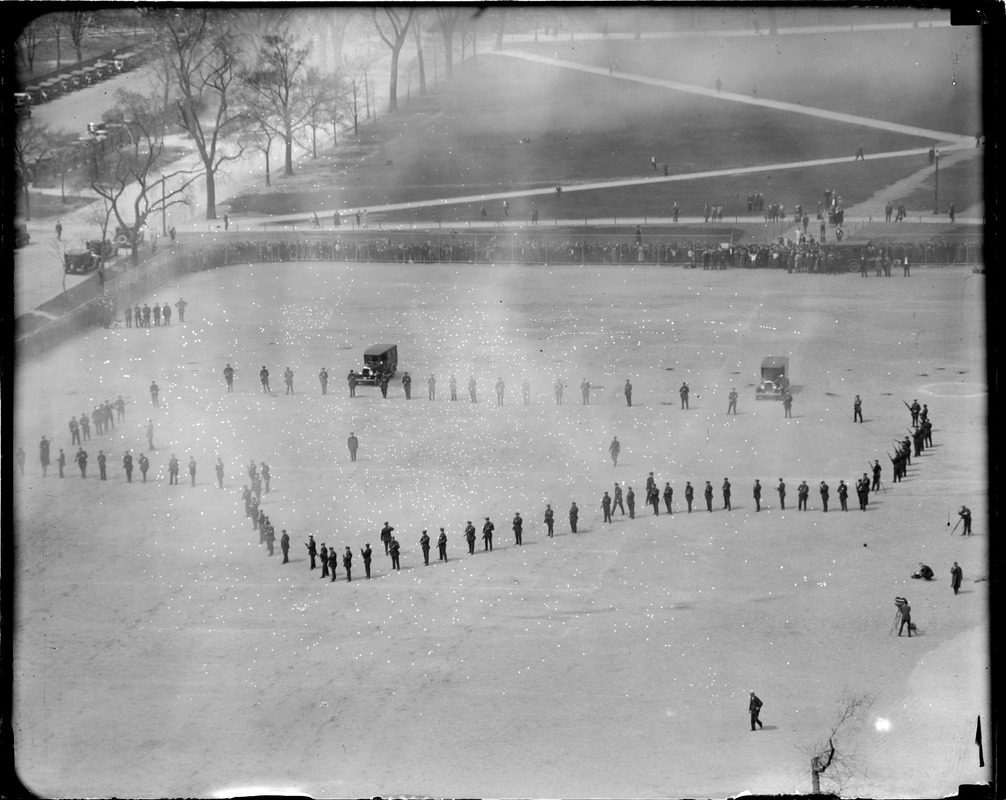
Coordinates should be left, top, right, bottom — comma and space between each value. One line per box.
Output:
522, 378, 531, 406
727, 388, 738, 415
361, 543, 373, 578
554, 379, 564, 405
437, 529, 448, 562
482, 517, 495, 551
601, 492, 612, 523
381, 522, 395, 555
819, 481, 830, 512
56, 219, 62, 239
909, 399, 921, 427
684, 482, 694, 513
389, 537, 401, 570
613, 483, 626, 516
797, 480, 810, 510
495, 377, 505, 406
950, 562, 963, 595
837, 480, 849, 511
777, 478, 786, 510
608, 436, 621, 467
306, 535, 317, 569
260, 366, 271, 393
783, 392, 793, 418
581, 378, 591, 405
343, 547, 353, 580
469, 376, 477, 402
261, 462, 271, 493
215, 458, 224, 488
137, 453, 149, 482
569, 502, 579, 533
428, 374, 436, 400
722, 478, 732, 510
281, 530, 290, 563
75, 447, 88, 477
97, 450, 107, 480
167, 454, 179, 485
465, 521, 477, 554
319, 544, 330, 578
39, 436, 51, 477
679, 382, 690, 409
897, 598, 912, 636
122, 451, 133, 482
69, 416, 81, 446
319, 367, 329, 395
544, 505, 555, 537
152, 303, 161, 327
420, 531, 431, 565
450, 374, 458, 401
57, 448, 66, 478
402, 371, 412, 399
958, 506, 972, 535
379, 373, 390, 399
753, 479, 762, 511
663, 482, 673, 514
872, 460, 882, 492
188, 456, 197, 486
626, 487, 636, 518
283, 367, 294, 394
224, 364, 235, 391
749, 692, 764, 731
347, 432, 359, 462
704, 481, 714, 512
125, 305, 132, 328
347, 369, 356, 397
513, 512, 523, 544
624, 379, 633, 407
162, 302, 171, 326
175, 297, 188, 322
265, 525, 276, 557
853, 395, 863, 423
150, 381, 160, 407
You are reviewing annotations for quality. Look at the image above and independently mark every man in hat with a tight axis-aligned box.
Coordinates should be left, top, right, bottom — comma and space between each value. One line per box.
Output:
347, 432, 359, 462
319, 367, 329, 395
797, 480, 810, 511
381, 522, 394, 555
958, 506, 972, 535
465, 522, 477, 553
749, 692, 764, 730
872, 460, 882, 491
753, 479, 762, 511
389, 537, 401, 570
837, 480, 849, 511
402, 371, 412, 399
853, 394, 863, 423
437, 529, 448, 562
819, 481, 829, 512
777, 478, 786, 509
280, 530, 290, 563
343, 547, 353, 580
601, 492, 612, 523
722, 478, 732, 510
306, 535, 317, 569
420, 531, 431, 565
704, 481, 714, 512
609, 436, 621, 467
950, 562, 963, 595
727, 388, 738, 415
482, 517, 494, 550
361, 543, 373, 578
569, 502, 579, 533
543, 505, 554, 537
512, 512, 523, 544
683, 482, 693, 513
260, 366, 271, 393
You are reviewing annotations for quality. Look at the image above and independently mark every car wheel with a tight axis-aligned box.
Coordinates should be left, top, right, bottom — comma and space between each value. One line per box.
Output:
848, 261, 861, 273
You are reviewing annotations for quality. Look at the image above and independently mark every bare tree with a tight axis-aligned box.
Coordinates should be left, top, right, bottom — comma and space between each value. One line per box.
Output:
434, 8, 463, 78
242, 31, 312, 177
373, 8, 413, 113
411, 10, 427, 96
300, 67, 338, 158
799, 691, 876, 795
342, 60, 368, 136
238, 117, 278, 186
16, 18, 42, 74
14, 118, 52, 222
47, 13, 64, 69
66, 11, 94, 62
86, 90, 203, 265
150, 9, 247, 220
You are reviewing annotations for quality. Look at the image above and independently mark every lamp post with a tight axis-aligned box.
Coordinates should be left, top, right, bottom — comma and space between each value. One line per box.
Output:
933, 148, 940, 214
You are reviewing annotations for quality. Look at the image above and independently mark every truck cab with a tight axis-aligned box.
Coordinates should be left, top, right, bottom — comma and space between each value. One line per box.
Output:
357, 344, 398, 384
756, 356, 790, 400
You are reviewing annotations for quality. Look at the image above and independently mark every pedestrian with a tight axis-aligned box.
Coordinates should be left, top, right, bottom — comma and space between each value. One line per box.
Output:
306, 535, 317, 570
280, 531, 290, 563
722, 478, 732, 510
626, 487, 636, 518
437, 529, 447, 562
684, 482, 694, 513
402, 371, 412, 399
783, 392, 793, 418
749, 692, 764, 730
949, 202, 955, 223
265, 524, 276, 557
544, 505, 554, 537
215, 458, 224, 488
283, 367, 294, 394
379, 373, 389, 399
608, 436, 621, 467
777, 479, 786, 510
347, 432, 359, 462
361, 544, 373, 578
624, 379, 632, 407
121, 451, 133, 482
512, 512, 523, 544
420, 531, 431, 565
554, 379, 563, 405
602, 492, 612, 523
188, 456, 196, 486
138, 453, 149, 482
381, 522, 394, 555
162, 303, 171, 326
150, 381, 160, 407
950, 562, 963, 594
223, 364, 235, 391
223, 212, 229, 230
838, 480, 849, 511
57, 448, 66, 478
465, 522, 477, 554
797, 481, 809, 511
959, 506, 972, 535
152, 303, 161, 327
428, 374, 436, 401
347, 369, 357, 397
39, 436, 50, 477
343, 547, 353, 580
389, 537, 401, 570
75, 447, 88, 478
97, 450, 108, 480
569, 502, 579, 533
495, 377, 505, 406
319, 367, 329, 395
663, 482, 673, 514
469, 376, 477, 402
55, 219, 62, 240
897, 598, 912, 637
125, 305, 133, 328
704, 481, 714, 512
679, 382, 690, 409
819, 481, 829, 512
903, 256, 910, 277
260, 366, 271, 393
853, 395, 863, 423
169, 226, 176, 242
613, 483, 626, 515
581, 378, 590, 405
319, 544, 329, 578
166, 454, 179, 485
753, 479, 762, 511
482, 517, 494, 550
872, 460, 882, 492
69, 416, 80, 446
450, 374, 457, 401
727, 388, 738, 415
262, 462, 272, 493
175, 298, 188, 322
854, 144, 865, 161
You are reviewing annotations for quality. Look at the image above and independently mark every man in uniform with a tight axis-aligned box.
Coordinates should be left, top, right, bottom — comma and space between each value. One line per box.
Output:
722, 478, 732, 510
379, 373, 390, 398
777, 478, 786, 509
837, 480, 849, 511
554, 379, 564, 405
150, 381, 160, 407
437, 529, 448, 562
909, 399, 921, 427
465, 522, 477, 553
75, 447, 88, 477
280, 530, 290, 563
283, 367, 294, 394
319, 367, 329, 395
613, 483, 626, 515
704, 481, 714, 512
361, 543, 373, 577
450, 374, 458, 401
482, 517, 495, 550
958, 506, 972, 535
175, 297, 188, 322
152, 303, 162, 326
753, 479, 762, 511
601, 492, 612, 523
97, 450, 107, 480
783, 392, 793, 417
343, 547, 353, 580
265, 524, 276, 557
188, 456, 197, 486
495, 377, 505, 406
663, 482, 673, 514
581, 378, 591, 405
39, 436, 50, 477
142, 304, 151, 327
69, 416, 81, 446
609, 436, 621, 467
853, 395, 863, 423
544, 505, 555, 537
306, 534, 318, 569
428, 374, 436, 400
122, 451, 133, 482
319, 544, 329, 577
116, 396, 127, 422
626, 487, 636, 518
679, 382, 690, 409
920, 404, 929, 424
749, 692, 764, 731
872, 460, 882, 491
168, 454, 180, 485
402, 371, 412, 399
57, 448, 66, 478
389, 537, 401, 570
950, 562, 963, 595
347, 432, 359, 462
469, 376, 477, 402
347, 369, 356, 397
146, 419, 155, 451
797, 480, 810, 510
819, 481, 829, 512
420, 531, 431, 565
727, 388, 738, 415
624, 379, 633, 407
381, 522, 395, 555
857, 474, 871, 510
260, 366, 271, 393
125, 305, 133, 328
162, 302, 172, 326
684, 482, 694, 513
569, 502, 579, 533
138, 453, 149, 482
512, 512, 523, 544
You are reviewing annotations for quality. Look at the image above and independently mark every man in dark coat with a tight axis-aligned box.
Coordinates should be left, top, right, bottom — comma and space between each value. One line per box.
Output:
950, 562, 963, 594
749, 693, 764, 730
482, 518, 495, 550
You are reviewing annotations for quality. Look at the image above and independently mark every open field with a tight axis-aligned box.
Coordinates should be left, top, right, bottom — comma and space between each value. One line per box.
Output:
13, 260, 987, 798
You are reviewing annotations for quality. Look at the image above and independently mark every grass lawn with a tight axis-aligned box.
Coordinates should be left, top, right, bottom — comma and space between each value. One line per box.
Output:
18, 191, 94, 220
900, 155, 984, 215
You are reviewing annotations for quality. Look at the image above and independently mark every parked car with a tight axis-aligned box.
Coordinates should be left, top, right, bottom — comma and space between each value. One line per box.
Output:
756, 356, 790, 400
86, 239, 116, 260
818, 241, 880, 274
14, 92, 32, 117
114, 225, 145, 249
357, 344, 399, 384
64, 249, 98, 274
15, 224, 30, 248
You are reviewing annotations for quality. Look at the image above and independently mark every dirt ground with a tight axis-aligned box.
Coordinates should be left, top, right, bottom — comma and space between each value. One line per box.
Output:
12, 261, 987, 798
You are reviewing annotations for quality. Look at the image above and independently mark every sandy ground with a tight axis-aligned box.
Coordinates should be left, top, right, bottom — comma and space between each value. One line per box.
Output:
12, 261, 987, 798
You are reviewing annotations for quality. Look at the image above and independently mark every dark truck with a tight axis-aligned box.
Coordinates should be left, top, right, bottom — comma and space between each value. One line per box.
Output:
756, 356, 790, 400
818, 241, 881, 274
356, 344, 398, 385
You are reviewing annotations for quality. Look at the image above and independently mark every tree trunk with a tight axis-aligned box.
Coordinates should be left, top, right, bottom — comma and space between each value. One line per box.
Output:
312, 127, 317, 158
811, 758, 821, 794
23, 183, 31, 221
205, 169, 217, 220
55, 29, 62, 68
414, 27, 426, 95
284, 135, 293, 176
443, 31, 454, 77
388, 49, 400, 112
265, 148, 271, 186
75, 41, 83, 62
332, 116, 338, 146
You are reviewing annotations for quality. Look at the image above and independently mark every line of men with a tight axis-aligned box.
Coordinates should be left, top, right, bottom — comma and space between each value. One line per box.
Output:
122, 298, 187, 328
66, 397, 129, 445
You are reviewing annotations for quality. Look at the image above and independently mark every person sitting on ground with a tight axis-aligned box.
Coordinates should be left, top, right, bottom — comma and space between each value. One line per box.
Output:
911, 563, 934, 580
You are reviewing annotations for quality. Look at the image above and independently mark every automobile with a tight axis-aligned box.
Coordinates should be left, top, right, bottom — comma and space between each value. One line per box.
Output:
356, 344, 399, 384
14, 92, 32, 117
87, 122, 109, 140
114, 225, 145, 249
64, 249, 99, 274
38, 79, 61, 100
15, 224, 30, 248
86, 239, 116, 260
755, 356, 790, 400
818, 241, 880, 274
25, 85, 44, 104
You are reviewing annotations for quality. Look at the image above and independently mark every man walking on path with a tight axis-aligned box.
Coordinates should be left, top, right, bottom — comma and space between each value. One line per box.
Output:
749, 693, 764, 730
609, 436, 621, 467
950, 562, 963, 594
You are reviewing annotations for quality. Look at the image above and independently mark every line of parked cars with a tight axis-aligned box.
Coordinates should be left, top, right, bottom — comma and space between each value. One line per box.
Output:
18, 50, 145, 115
